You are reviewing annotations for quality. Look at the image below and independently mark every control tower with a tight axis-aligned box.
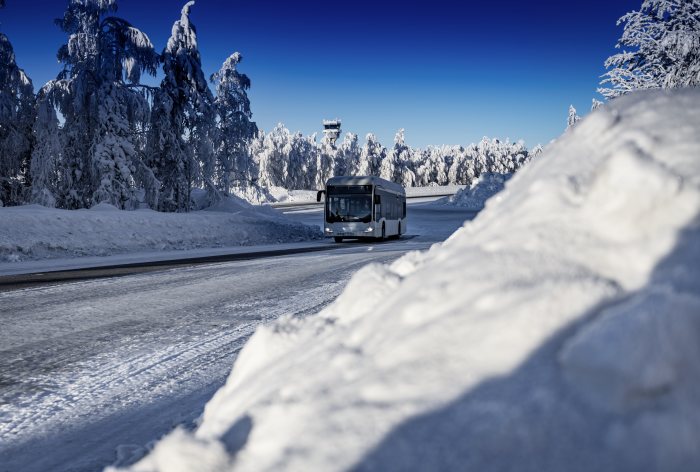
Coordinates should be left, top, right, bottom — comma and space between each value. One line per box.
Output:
322, 119, 342, 147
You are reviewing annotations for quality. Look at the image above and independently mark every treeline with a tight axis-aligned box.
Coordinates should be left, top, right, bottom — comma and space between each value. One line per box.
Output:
249, 126, 540, 193
0, 0, 535, 211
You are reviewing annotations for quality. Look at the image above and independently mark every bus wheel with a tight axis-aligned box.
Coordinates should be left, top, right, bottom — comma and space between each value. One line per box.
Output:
334, 236, 344, 243
397, 222, 401, 239
380, 223, 386, 241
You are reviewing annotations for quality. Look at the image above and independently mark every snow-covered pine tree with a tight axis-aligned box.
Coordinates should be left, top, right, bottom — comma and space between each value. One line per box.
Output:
566, 105, 580, 130
530, 144, 544, 159
148, 1, 216, 211
379, 130, 403, 182
336, 132, 360, 177
385, 129, 415, 186
0, 2, 35, 207
30, 88, 63, 207
599, 0, 700, 99
342, 133, 362, 176
255, 123, 290, 188
47, 0, 158, 209
211, 52, 257, 194
285, 132, 316, 189
316, 136, 336, 187
360, 133, 385, 177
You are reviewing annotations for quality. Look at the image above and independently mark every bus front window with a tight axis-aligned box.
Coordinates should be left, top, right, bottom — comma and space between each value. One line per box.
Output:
327, 195, 372, 223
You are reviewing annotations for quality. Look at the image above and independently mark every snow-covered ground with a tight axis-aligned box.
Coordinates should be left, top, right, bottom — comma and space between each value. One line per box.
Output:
0, 196, 320, 263
118, 89, 700, 472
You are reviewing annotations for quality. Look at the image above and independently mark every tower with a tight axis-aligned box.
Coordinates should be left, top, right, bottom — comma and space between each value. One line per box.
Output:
322, 119, 341, 147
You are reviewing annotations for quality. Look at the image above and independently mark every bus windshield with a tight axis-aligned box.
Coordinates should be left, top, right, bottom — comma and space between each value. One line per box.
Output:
327, 195, 372, 223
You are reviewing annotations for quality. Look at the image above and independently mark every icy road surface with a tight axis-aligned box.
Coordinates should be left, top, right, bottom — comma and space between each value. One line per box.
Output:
0, 202, 473, 472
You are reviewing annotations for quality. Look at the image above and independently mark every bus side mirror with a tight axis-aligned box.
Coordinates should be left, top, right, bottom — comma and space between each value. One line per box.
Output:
374, 195, 381, 204
316, 190, 326, 202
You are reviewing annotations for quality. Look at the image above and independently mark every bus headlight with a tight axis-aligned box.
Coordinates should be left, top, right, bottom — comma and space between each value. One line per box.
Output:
325, 227, 333, 233
364, 226, 374, 233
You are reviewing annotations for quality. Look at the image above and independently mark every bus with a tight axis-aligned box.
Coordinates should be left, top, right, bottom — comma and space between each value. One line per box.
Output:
316, 176, 406, 242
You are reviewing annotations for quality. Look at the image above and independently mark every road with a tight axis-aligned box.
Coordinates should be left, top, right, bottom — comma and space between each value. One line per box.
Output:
0, 201, 476, 472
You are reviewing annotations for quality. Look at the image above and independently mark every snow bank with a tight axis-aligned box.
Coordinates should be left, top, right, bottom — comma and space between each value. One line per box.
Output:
230, 185, 278, 204
115, 89, 700, 472
268, 185, 468, 206
436, 173, 510, 209
0, 196, 321, 262
405, 184, 465, 197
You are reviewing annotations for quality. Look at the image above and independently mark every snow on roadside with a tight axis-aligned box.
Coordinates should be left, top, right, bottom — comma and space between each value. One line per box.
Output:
435, 173, 511, 210
405, 184, 466, 197
268, 185, 468, 206
0, 196, 321, 262
115, 89, 700, 472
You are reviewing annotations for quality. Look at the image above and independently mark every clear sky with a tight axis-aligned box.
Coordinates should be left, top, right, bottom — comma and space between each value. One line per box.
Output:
1, 0, 641, 148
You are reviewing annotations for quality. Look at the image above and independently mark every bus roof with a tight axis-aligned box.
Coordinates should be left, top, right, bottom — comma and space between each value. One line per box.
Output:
326, 176, 405, 195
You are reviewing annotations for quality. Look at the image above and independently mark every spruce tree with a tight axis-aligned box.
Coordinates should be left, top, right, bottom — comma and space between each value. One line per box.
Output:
46, 0, 157, 209
0, 1, 35, 206
148, 1, 216, 211
600, 0, 700, 99
211, 52, 257, 194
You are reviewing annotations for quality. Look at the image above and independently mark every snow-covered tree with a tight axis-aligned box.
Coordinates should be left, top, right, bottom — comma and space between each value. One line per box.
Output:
242, 124, 536, 193
255, 123, 291, 188
382, 129, 415, 187
359, 133, 385, 176
379, 130, 402, 181
148, 1, 216, 211
211, 52, 257, 194
288, 132, 317, 189
591, 98, 604, 111
0, 4, 35, 206
599, 0, 700, 99
316, 137, 337, 187
336, 132, 360, 177
567, 105, 580, 130
45, 0, 157, 209
29, 89, 62, 207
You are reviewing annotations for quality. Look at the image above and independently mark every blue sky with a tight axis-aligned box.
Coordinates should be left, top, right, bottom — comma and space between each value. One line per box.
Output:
1, 0, 640, 148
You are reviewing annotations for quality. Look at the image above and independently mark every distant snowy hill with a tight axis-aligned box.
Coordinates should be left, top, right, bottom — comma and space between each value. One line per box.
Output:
0, 196, 320, 262
115, 89, 700, 472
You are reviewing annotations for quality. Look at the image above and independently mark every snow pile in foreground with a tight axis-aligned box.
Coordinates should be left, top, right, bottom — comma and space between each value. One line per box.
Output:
116, 89, 700, 472
437, 173, 511, 209
0, 196, 320, 262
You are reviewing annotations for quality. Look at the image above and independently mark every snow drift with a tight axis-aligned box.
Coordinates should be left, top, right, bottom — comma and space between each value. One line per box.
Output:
437, 172, 511, 209
0, 196, 320, 262
115, 89, 700, 472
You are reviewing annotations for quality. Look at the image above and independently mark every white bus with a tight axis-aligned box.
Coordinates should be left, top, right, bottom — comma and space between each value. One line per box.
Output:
316, 176, 406, 242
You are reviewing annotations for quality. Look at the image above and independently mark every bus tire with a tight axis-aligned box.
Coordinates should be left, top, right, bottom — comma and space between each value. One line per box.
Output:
380, 223, 386, 241
334, 237, 344, 243
397, 222, 401, 239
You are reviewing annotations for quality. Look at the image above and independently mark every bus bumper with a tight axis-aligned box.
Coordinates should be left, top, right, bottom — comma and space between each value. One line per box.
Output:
324, 223, 377, 238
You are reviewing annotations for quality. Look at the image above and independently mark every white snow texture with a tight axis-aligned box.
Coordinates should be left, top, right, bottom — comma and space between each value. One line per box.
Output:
438, 173, 510, 210
0, 196, 320, 262
116, 89, 700, 472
